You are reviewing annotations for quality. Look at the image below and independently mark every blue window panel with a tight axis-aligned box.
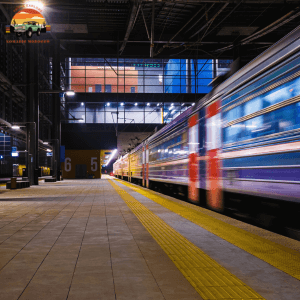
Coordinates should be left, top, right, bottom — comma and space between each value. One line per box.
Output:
243, 97, 262, 116
105, 85, 111, 93
222, 56, 300, 106
225, 105, 243, 123
223, 123, 243, 144
95, 84, 102, 93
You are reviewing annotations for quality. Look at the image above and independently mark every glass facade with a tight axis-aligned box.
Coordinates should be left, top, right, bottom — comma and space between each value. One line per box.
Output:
63, 58, 231, 94
64, 58, 231, 124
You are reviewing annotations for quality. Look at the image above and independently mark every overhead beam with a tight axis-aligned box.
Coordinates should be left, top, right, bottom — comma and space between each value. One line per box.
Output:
119, 0, 140, 55
214, 7, 300, 53
190, 3, 228, 39
141, 4, 150, 41
155, 5, 206, 56
150, 0, 156, 57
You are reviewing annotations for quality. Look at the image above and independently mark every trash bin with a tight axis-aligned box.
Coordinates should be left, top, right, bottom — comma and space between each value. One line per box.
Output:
11, 177, 17, 189
34, 169, 39, 185
22, 168, 28, 177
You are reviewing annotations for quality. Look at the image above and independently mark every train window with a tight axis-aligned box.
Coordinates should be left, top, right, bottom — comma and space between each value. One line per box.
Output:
225, 77, 300, 123
263, 82, 292, 107
244, 97, 262, 116
244, 116, 263, 139
224, 123, 242, 144
225, 105, 242, 123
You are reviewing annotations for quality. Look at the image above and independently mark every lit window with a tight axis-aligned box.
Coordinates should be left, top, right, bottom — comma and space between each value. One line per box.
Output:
105, 85, 112, 93
95, 84, 102, 93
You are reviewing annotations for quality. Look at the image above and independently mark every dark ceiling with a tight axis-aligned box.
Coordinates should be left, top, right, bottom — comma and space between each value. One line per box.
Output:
4, 0, 300, 61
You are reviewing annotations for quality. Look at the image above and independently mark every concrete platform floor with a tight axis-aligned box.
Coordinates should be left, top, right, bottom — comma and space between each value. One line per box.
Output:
0, 178, 202, 300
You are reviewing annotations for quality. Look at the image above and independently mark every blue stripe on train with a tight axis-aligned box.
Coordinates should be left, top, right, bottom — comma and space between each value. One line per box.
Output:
223, 151, 300, 168
224, 168, 300, 181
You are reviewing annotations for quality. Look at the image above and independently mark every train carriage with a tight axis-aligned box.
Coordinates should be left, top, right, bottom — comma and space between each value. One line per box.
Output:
114, 26, 300, 224
129, 143, 145, 186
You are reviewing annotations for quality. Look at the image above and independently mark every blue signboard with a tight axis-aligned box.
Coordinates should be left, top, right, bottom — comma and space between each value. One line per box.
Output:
60, 145, 65, 163
12, 147, 17, 152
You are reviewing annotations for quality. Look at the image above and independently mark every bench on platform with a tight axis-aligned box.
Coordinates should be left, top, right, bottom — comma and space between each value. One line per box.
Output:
6, 180, 30, 189
45, 178, 56, 182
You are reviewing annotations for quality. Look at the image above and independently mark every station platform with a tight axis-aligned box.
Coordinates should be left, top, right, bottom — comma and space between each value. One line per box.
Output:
0, 176, 299, 300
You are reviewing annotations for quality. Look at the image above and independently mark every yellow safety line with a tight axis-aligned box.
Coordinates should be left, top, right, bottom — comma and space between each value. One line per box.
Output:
116, 179, 300, 281
109, 179, 265, 300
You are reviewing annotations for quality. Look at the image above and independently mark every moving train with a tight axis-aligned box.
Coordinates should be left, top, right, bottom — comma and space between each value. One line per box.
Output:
114, 26, 300, 233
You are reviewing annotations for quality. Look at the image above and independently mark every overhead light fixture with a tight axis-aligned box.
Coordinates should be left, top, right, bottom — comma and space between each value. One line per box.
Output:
107, 102, 110, 106
11, 125, 20, 130
81, 102, 84, 106
147, 103, 150, 106
135, 103, 138, 106
157, 103, 160, 106
66, 91, 75, 96
120, 103, 124, 106
105, 149, 117, 167
43, 141, 49, 145
46, 149, 52, 152
192, 103, 195, 106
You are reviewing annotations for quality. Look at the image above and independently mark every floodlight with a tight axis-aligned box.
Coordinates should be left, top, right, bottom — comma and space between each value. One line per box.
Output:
105, 149, 117, 166
66, 91, 75, 96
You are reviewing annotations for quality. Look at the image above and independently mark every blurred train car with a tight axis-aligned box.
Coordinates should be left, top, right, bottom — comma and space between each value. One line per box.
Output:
114, 26, 300, 233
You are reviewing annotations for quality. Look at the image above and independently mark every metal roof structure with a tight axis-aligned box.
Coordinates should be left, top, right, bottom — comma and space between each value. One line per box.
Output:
22, 0, 300, 61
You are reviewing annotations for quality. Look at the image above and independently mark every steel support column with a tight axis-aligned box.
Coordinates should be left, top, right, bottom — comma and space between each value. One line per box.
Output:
52, 39, 61, 181
26, 43, 39, 185
150, 0, 156, 58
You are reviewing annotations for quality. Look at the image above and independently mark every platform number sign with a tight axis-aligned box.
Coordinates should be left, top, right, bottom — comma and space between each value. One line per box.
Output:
65, 157, 71, 172
64, 157, 98, 172
91, 157, 97, 172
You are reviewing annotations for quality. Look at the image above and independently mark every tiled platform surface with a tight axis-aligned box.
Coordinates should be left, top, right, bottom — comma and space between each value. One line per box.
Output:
0, 178, 201, 300
0, 177, 299, 300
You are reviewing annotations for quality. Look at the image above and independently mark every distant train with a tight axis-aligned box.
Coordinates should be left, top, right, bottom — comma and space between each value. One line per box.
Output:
114, 26, 300, 230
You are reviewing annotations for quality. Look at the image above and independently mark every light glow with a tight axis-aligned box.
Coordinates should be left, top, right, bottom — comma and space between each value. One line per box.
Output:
107, 102, 110, 106
104, 149, 117, 167
11, 126, 20, 130
66, 91, 75, 96
135, 103, 138, 106
25, 1, 44, 10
